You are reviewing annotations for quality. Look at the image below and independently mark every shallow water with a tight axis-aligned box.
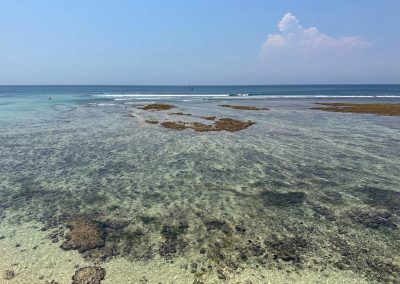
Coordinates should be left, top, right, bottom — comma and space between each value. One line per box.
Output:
1, 86, 400, 283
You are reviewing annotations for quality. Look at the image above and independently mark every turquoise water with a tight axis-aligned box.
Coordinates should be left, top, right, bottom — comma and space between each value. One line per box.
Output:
1, 85, 400, 283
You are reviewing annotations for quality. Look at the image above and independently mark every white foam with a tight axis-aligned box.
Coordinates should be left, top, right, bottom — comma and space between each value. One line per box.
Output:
94, 94, 230, 98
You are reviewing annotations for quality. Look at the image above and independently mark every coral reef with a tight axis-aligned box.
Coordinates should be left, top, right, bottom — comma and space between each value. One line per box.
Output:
219, 105, 269, 111
72, 266, 106, 284
60, 217, 105, 252
144, 120, 159, 124
312, 103, 400, 116
142, 104, 174, 111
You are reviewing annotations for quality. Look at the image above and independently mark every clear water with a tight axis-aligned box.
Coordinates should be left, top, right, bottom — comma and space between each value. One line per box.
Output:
1, 85, 400, 283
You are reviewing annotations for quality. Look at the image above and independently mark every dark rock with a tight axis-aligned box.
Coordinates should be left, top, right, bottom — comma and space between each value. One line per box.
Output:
72, 266, 106, 284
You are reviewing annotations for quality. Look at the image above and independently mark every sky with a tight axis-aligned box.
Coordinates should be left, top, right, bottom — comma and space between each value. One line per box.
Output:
0, 0, 399, 85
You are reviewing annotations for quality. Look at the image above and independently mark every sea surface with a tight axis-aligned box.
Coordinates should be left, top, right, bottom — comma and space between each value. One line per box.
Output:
1, 85, 400, 283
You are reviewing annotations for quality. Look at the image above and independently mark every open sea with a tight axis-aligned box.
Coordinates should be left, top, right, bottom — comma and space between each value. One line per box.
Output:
1, 85, 400, 283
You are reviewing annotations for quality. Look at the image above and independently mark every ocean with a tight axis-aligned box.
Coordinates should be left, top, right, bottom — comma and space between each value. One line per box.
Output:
1, 85, 400, 283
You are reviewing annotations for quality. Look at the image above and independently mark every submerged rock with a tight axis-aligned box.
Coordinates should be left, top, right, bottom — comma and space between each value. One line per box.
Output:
357, 186, 400, 213
262, 191, 306, 207
265, 236, 308, 263
60, 217, 105, 253
72, 266, 106, 284
347, 209, 397, 229
2, 270, 15, 280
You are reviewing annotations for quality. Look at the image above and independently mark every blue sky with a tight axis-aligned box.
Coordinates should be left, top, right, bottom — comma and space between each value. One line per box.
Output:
0, 0, 399, 84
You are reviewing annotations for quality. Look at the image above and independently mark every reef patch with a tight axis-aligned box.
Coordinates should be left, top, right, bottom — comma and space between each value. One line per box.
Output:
72, 266, 106, 284
144, 120, 159, 124
60, 217, 105, 253
161, 118, 254, 132
142, 103, 175, 111
311, 103, 400, 116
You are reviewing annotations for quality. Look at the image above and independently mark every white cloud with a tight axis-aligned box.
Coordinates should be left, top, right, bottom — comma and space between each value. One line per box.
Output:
256, 13, 396, 83
262, 13, 367, 54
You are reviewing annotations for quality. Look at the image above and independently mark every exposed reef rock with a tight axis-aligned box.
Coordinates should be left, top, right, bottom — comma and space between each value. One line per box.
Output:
219, 105, 269, 111
169, 112, 191, 116
161, 118, 254, 132
60, 217, 105, 252
72, 266, 106, 284
2, 270, 15, 280
262, 191, 306, 207
311, 103, 400, 116
142, 103, 175, 111
347, 209, 397, 229
144, 120, 159, 124
201, 116, 216, 120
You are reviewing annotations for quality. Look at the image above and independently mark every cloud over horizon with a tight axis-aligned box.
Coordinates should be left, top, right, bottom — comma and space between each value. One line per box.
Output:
262, 13, 367, 53
257, 13, 400, 83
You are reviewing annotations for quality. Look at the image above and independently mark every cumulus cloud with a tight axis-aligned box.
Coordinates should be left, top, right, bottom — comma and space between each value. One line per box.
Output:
256, 13, 396, 83
262, 13, 367, 53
